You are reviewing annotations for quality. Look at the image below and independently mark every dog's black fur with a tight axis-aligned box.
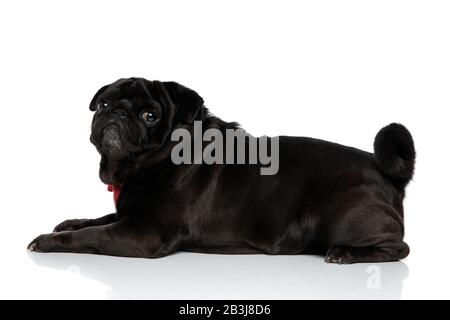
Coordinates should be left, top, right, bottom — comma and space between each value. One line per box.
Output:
28, 77, 415, 264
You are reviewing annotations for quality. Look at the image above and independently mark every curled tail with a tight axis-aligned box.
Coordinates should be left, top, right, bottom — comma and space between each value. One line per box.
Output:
374, 123, 416, 187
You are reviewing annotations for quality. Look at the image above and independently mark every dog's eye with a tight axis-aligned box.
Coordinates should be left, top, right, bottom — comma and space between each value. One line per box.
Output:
141, 111, 158, 124
97, 102, 109, 112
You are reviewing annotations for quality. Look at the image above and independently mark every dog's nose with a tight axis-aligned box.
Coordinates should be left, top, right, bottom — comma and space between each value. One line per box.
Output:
102, 126, 122, 151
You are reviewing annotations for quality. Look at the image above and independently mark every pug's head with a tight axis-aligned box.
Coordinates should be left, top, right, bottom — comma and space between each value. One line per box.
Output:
89, 78, 204, 185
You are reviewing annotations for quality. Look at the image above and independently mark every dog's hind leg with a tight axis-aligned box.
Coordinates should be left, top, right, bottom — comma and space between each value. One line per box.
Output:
53, 213, 118, 232
325, 242, 409, 264
323, 202, 409, 264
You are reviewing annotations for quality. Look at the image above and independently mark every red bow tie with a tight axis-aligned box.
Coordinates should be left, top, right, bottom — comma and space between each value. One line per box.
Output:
107, 184, 122, 205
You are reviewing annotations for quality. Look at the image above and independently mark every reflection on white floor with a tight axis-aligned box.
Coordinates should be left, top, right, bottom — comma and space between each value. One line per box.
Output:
27, 252, 408, 299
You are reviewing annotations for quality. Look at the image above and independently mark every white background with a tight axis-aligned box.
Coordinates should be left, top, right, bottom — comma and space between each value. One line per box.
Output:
0, 0, 449, 299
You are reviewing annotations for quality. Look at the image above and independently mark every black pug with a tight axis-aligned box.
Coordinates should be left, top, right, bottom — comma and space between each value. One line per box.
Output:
28, 77, 415, 264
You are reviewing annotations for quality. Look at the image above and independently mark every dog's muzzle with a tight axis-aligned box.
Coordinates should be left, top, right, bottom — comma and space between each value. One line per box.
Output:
102, 125, 123, 154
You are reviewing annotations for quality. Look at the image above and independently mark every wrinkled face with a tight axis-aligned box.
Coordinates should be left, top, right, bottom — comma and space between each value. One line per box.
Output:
89, 78, 203, 185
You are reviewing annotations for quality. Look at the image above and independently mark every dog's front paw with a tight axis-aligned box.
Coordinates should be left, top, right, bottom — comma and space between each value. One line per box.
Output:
27, 233, 66, 252
53, 219, 88, 232
325, 246, 353, 264
27, 234, 49, 252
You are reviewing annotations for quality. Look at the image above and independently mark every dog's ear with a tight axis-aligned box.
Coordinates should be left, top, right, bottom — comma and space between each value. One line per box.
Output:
163, 81, 204, 123
89, 84, 110, 111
